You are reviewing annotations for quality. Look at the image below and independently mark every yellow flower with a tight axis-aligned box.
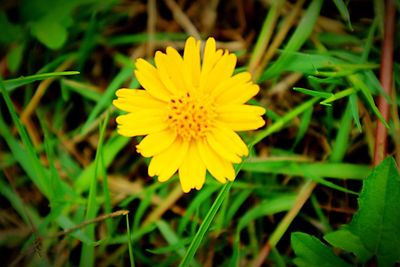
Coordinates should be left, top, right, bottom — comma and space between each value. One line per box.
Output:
113, 36, 265, 193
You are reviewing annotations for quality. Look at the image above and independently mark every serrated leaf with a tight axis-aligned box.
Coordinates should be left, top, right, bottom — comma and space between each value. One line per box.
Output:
291, 232, 353, 267
348, 157, 400, 267
324, 226, 371, 262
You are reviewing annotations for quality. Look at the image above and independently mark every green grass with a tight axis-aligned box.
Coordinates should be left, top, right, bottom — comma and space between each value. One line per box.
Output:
1, 1, 399, 266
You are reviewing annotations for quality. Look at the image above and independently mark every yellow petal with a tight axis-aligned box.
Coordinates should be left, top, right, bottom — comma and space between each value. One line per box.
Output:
155, 51, 183, 95
178, 141, 206, 192
113, 89, 166, 112
210, 72, 252, 99
183, 37, 201, 88
217, 104, 266, 116
215, 83, 260, 105
201, 52, 237, 93
216, 104, 265, 131
116, 110, 168, 137
206, 133, 242, 163
219, 119, 265, 132
213, 122, 249, 156
136, 129, 177, 157
201, 37, 220, 74
197, 139, 235, 183
166, 47, 194, 94
148, 138, 189, 182
135, 58, 171, 101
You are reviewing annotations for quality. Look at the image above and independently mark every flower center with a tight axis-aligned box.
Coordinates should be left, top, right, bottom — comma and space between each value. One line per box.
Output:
167, 93, 215, 140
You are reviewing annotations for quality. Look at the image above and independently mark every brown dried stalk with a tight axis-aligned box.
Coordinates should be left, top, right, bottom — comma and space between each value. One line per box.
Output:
373, 0, 396, 165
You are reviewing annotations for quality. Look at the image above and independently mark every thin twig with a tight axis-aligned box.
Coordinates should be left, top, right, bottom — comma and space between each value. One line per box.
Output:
254, 0, 305, 80
373, 0, 396, 165
147, 0, 157, 58
49, 210, 129, 238
164, 0, 201, 39
20, 59, 74, 124
142, 184, 183, 226
252, 180, 317, 267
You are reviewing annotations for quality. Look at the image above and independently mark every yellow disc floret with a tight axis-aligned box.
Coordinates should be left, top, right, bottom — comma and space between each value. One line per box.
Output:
167, 93, 216, 140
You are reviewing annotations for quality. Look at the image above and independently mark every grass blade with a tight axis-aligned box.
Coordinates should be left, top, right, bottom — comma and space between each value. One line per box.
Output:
347, 74, 389, 128
4, 71, 79, 92
332, 0, 353, 30
293, 87, 333, 98
126, 214, 135, 267
330, 101, 353, 162
74, 134, 130, 193
259, 0, 323, 81
0, 79, 50, 198
242, 160, 370, 180
178, 182, 233, 267
79, 115, 109, 267
80, 66, 134, 134
250, 97, 320, 146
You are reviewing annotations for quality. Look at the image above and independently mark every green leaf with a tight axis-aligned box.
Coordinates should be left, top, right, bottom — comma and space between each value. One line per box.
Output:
250, 97, 320, 146
178, 182, 233, 267
293, 87, 332, 98
80, 66, 134, 134
74, 134, 130, 193
30, 19, 68, 49
259, 0, 323, 81
126, 214, 135, 267
320, 87, 356, 106
6, 43, 25, 73
332, 0, 353, 30
318, 32, 359, 46
324, 226, 371, 262
329, 101, 353, 163
242, 160, 370, 180
79, 115, 108, 267
237, 194, 296, 233
291, 232, 353, 267
347, 74, 389, 128
4, 71, 80, 92
0, 12, 23, 44
61, 79, 101, 101
349, 93, 362, 132
0, 79, 51, 199
348, 157, 400, 267
177, 186, 219, 235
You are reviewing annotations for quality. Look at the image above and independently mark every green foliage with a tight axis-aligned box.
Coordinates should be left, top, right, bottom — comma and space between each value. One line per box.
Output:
292, 157, 400, 267
260, 0, 323, 81
332, 0, 353, 30
324, 226, 371, 262
348, 157, 400, 266
292, 232, 352, 267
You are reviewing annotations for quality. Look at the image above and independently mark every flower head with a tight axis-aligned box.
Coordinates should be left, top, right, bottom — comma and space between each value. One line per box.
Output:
113, 36, 265, 192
